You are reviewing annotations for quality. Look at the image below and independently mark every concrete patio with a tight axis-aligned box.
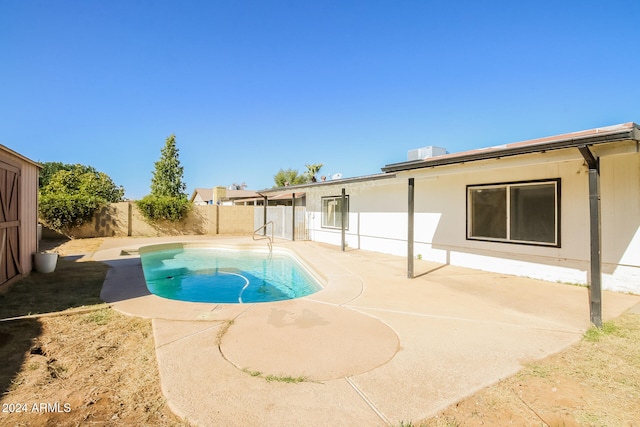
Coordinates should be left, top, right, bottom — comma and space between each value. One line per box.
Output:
91, 236, 640, 426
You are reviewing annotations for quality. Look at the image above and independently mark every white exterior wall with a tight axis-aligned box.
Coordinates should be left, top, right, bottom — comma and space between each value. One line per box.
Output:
600, 151, 640, 292
305, 145, 640, 293
410, 153, 590, 285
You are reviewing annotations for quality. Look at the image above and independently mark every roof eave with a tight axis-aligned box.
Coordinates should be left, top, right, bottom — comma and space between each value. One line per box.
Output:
382, 124, 640, 173
257, 172, 397, 194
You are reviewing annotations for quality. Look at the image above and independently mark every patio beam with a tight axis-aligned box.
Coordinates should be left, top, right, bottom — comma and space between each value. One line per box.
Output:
408, 178, 415, 279
578, 145, 602, 328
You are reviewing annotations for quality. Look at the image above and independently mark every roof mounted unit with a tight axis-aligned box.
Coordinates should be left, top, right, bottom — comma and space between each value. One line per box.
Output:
407, 146, 447, 161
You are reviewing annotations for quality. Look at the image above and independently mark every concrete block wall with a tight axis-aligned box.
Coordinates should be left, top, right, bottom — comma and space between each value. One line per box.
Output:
66, 203, 254, 238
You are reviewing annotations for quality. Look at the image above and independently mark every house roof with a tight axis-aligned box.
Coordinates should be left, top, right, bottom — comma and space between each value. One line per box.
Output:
190, 188, 213, 202
382, 122, 640, 173
257, 172, 396, 194
269, 192, 305, 200
257, 122, 640, 193
225, 189, 260, 199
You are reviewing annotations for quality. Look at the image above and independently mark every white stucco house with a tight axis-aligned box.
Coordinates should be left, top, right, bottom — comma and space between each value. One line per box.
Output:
260, 122, 640, 301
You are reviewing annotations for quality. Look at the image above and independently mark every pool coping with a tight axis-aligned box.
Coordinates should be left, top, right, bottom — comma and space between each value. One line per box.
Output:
97, 237, 366, 320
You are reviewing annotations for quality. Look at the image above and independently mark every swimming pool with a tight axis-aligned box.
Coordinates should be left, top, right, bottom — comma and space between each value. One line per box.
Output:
139, 245, 322, 303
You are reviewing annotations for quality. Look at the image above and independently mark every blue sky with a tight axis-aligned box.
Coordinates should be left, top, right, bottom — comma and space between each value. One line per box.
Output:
2, 1, 639, 199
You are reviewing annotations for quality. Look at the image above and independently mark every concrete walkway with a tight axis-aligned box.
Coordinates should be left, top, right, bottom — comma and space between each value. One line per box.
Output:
91, 236, 640, 426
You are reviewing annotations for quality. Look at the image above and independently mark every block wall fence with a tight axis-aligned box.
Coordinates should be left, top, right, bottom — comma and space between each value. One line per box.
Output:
62, 202, 255, 238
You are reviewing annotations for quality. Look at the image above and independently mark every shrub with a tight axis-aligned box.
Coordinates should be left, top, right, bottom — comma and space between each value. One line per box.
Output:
38, 193, 103, 230
135, 195, 190, 222
38, 164, 125, 233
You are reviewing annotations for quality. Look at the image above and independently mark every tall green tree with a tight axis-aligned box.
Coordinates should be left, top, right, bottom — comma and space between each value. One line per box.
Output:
273, 163, 324, 187
150, 134, 187, 198
273, 168, 307, 187
42, 166, 124, 203
137, 134, 190, 222
39, 161, 98, 188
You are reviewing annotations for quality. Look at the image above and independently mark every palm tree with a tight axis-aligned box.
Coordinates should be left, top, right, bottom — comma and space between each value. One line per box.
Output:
305, 163, 324, 183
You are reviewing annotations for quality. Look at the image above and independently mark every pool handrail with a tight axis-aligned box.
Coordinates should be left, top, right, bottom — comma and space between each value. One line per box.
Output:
253, 221, 274, 253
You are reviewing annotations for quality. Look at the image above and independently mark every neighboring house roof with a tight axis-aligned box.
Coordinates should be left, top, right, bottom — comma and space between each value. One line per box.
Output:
382, 122, 640, 173
190, 187, 260, 203
190, 188, 213, 203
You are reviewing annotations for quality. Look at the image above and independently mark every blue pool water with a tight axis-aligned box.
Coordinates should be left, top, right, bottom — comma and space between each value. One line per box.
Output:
139, 246, 322, 303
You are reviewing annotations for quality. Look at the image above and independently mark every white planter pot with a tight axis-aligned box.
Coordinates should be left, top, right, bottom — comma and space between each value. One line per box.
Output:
34, 252, 58, 274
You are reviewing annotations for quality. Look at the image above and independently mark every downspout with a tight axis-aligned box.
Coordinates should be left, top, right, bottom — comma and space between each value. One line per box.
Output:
578, 145, 602, 328
408, 178, 415, 278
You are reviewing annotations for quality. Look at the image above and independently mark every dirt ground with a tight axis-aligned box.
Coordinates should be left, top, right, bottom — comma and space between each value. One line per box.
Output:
1, 237, 639, 426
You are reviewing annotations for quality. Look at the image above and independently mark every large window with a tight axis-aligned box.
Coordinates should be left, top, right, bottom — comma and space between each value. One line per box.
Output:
467, 179, 560, 246
322, 195, 349, 229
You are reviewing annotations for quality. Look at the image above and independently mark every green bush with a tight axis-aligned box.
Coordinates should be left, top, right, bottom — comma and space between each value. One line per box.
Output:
37, 163, 125, 233
39, 193, 103, 230
135, 195, 190, 222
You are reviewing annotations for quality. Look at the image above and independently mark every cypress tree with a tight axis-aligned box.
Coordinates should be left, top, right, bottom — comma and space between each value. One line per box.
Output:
150, 134, 187, 198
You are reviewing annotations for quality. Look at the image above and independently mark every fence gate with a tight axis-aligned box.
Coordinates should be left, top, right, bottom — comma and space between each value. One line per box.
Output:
0, 161, 21, 286
255, 206, 308, 241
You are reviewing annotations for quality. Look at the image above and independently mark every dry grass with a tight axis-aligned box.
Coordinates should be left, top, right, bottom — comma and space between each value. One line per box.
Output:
0, 238, 190, 426
0, 310, 189, 426
417, 312, 640, 427
0, 258, 108, 319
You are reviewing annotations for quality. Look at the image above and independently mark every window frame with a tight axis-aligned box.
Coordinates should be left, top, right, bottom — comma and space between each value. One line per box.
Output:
466, 178, 561, 247
321, 195, 349, 230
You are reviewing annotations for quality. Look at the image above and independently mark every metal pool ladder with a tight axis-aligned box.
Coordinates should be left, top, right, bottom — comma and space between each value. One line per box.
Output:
253, 221, 274, 253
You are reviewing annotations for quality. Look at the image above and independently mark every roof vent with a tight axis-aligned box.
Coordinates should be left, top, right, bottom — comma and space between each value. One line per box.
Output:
408, 146, 447, 161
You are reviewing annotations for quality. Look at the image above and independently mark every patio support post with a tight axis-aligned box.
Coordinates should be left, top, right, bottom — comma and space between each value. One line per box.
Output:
578, 145, 602, 328
215, 204, 220, 235
292, 193, 296, 241
408, 178, 415, 278
127, 201, 133, 237
263, 195, 268, 236
341, 188, 346, 251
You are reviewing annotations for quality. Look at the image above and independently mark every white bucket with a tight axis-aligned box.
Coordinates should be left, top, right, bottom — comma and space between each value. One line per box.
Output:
34, 252, 58, 273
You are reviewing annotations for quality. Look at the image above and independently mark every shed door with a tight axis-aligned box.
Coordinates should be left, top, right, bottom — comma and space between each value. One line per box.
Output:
0, 161, 21, 285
